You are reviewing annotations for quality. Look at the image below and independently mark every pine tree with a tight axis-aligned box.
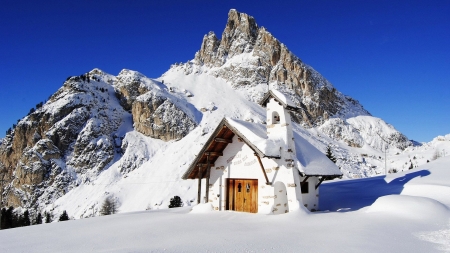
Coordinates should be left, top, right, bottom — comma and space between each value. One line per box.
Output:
23, 209, 31, 226
168, 196, 183, 208
326, 146, 337, 163
409, 162, 414, 170
44, 211, 52, 223
3, 207, 14, 229
100, 197, 117, 215
28, 108, 35, 115
100, 198, 111, 215
35, 212, 43, 225
0, 208, 6, 229
15, 213, 24, 227
59, 210, 69, 221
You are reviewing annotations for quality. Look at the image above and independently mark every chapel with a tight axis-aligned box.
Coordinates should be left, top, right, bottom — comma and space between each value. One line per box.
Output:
182, 90, 342, 214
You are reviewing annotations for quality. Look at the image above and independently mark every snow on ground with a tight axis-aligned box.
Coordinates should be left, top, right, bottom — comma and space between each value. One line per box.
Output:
1, 156, 449, 252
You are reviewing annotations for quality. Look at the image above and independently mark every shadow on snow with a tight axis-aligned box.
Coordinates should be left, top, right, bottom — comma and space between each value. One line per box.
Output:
318, 170, 431, 212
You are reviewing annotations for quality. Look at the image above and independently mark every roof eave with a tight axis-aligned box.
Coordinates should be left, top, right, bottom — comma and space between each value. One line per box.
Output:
181, 118, 229, 180
299, 171, 343, 177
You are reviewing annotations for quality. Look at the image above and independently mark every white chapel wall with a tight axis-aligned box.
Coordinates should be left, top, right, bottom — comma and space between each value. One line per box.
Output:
300, 176, 319, 211
209, 134, 278, 214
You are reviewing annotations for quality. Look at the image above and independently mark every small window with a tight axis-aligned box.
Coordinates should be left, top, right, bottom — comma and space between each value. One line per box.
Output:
246, 183, 250, 193
273, 111, 280, 124
301, 182, 309, 194
238, 183, 242, 192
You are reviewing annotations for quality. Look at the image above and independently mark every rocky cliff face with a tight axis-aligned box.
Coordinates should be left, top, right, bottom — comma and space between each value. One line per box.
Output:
0, 70, 121, 207
0, 69, 198, 209
177, 9, 370, 127
114, 70, 197, 141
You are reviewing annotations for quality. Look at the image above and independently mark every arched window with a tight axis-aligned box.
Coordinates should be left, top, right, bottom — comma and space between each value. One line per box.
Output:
272, 111, 280, 124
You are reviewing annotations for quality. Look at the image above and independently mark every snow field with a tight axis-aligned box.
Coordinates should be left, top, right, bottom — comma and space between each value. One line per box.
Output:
1, 156, 450, 252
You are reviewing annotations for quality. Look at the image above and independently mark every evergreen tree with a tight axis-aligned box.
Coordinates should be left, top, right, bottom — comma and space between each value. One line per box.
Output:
4, 207, 14, 229
23, 209, 31, 226
326, 146, 337, 163
168, 196, 183, 208
100, 197, 117, 216
0, 208, 6, 229
28, 108, 35, 115
44, 211, 52, 223
409, 162, 414, 170
59, 210, 69, 221
15, 213, 24, 227
35, 212, 43, 225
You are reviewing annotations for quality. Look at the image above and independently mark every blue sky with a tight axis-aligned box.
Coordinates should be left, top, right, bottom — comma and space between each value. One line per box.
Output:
0, 0, 448, 142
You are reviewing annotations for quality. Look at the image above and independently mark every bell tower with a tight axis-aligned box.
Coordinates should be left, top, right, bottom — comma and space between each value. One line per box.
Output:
259, 90, 304, 212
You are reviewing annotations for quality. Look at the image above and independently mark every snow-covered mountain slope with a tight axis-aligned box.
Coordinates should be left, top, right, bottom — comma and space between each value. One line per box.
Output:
2, 157, 450, 252
0, 9, 442, 219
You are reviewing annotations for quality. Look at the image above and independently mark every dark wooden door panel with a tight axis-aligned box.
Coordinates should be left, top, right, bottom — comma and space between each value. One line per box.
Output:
227, 179, 258, 213
227, 179, 234, 211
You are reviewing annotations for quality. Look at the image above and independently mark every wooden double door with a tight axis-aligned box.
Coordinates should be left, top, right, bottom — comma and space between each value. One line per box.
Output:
226, 179, 258, 213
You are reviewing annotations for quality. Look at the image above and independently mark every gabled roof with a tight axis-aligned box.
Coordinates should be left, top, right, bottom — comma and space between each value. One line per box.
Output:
182, 116, 342, 180
259, 89, 300, 111
182, 118, 281, 180
294, 131, 342, 177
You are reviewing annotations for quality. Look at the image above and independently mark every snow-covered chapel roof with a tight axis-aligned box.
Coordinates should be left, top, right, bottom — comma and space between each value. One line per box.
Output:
182, 117, 342, 180
294, 131, 342, 177
259, 89, 300, 111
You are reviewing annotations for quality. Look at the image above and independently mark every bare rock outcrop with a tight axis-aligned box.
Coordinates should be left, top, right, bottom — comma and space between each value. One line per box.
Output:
114, 69, 197, 141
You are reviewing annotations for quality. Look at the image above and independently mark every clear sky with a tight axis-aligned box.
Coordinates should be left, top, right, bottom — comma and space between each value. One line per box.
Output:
1, 0, 448, 142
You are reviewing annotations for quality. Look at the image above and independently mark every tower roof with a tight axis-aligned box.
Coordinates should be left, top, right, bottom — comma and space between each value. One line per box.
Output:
259, 90, 300, 111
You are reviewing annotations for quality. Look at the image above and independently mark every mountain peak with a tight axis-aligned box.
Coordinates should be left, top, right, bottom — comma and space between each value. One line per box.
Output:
194, 9, 259, 67
189, 10, 370, 126
222, 9, 259, 51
